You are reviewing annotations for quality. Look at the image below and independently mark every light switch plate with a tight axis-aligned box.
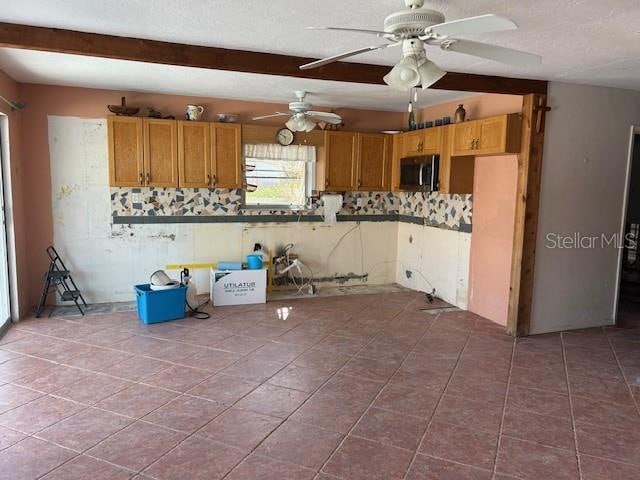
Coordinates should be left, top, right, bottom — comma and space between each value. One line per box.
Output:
356, 198, 364, 207
132, 193, 142, 203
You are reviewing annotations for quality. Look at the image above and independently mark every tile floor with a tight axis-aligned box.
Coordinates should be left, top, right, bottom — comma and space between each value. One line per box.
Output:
0, 291, 639, 479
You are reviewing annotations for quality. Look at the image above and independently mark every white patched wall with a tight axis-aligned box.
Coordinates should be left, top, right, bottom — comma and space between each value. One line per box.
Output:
49, 115, 470, 307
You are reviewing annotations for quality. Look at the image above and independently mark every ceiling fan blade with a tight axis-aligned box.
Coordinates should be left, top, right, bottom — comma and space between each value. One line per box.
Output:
307, 111, 343, 124
251, 112, 290, 120
427, 14, 517, 37
299, 44, 394, 70
307, 26, 390, 37
443, 39, 541, 67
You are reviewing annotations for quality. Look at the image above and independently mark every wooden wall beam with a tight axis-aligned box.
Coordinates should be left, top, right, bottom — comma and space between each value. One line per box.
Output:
0, 22, 548, 95
507, 93, 548, 336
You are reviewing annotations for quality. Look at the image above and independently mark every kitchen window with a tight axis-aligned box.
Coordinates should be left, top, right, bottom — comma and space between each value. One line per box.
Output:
243, 144, 316, 209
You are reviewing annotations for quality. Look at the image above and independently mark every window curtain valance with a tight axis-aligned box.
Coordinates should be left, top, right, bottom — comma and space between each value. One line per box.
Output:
243, 143, 316, 163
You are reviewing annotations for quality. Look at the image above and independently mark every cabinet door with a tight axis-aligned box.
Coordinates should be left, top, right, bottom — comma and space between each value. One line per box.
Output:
108, 116, 143, 187
451, 121, 478, 156
475, 116, 508, 155
211, 123, 242, 189
177, 121, 210, 188
357, 133, 388, 191
422, 127, 441, 154
403, 130, 424, 157
325, 131, 357, 190
143, 119, 178, 187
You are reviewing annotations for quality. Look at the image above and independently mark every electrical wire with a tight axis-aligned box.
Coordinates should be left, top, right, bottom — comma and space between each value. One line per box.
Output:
186, 297, 211, 320
325, 223, 360, 273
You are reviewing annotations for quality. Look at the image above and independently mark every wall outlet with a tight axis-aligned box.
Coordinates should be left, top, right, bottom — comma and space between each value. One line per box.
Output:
132, 193, 142, 203
356, 198, 364, 208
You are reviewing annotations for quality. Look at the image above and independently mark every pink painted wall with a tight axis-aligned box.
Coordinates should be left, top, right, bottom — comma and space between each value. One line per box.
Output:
469, 156, 518, 325
421, 93, 523, 325
16, 84, 405, 311
0, 69, 29, 317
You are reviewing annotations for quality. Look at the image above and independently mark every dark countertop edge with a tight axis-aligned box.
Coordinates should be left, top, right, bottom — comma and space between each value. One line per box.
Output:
112, 214, 471, 232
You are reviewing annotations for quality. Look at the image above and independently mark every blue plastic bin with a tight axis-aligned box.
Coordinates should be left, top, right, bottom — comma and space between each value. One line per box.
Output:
134, 284, 186, 324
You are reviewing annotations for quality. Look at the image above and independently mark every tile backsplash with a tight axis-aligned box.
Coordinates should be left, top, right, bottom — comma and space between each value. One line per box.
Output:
111, 188, 472, 231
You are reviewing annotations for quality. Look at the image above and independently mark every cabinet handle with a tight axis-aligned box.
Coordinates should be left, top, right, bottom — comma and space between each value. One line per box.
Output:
138, 172, 143, 185
470, 139, 475, 149
212, 174, 217, 186
145, 172, 150, 184
206, 174, 211, 187
325, 179, 329, 188
357, 179, 362, 188
418, 141, 423, 151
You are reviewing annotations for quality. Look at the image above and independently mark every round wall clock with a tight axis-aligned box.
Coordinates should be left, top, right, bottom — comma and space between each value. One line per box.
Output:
276, 128, 294, 146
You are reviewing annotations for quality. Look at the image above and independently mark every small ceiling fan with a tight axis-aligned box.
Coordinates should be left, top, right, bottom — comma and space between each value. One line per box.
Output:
252, 91, 343, 132
300, 0, 541, 91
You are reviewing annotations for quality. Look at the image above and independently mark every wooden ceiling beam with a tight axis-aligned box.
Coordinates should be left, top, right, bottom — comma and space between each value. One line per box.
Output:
0, 22, 548, 95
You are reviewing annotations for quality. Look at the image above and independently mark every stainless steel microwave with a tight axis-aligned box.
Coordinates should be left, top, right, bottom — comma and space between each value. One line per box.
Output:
399, 155, 439, 191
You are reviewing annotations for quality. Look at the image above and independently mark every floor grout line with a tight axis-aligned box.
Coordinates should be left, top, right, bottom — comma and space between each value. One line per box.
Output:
1, 299, 398, 479
490, 331, 517, 479
309, 295, 437, 480
560, 331, 584, 480
143, 300, 399, 479
403, 314, 480, 480
605, 329, 640, 419
217, 302, 418, 479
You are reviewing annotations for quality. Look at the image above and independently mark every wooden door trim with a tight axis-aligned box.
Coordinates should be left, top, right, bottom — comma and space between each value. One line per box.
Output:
507, 93, 548, 336
0, 22, 548, 95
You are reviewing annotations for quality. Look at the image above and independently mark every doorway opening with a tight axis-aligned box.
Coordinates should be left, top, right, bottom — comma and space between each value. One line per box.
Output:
617, 130, 640, 328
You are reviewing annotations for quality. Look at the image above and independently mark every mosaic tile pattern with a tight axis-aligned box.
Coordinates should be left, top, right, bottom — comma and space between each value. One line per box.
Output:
397, 192, 473, 230
111, 188, 471, 230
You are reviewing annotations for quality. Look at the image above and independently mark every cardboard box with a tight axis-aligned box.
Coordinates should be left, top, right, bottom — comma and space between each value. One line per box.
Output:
210, 268, 267, 306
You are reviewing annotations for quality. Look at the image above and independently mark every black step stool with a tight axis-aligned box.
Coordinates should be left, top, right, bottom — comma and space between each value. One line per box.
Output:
36, 246, 87, 317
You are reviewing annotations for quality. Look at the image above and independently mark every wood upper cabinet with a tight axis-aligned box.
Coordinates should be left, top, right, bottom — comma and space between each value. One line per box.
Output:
356, 133, 389, 191
177, 121, 210, 188
402, 127, 441, 157
143, 119, 178, 187
403, 130, 425, 157
451, 114, 522, 157
211, 123, 242, 189
451, 121, 477, 156
108, 116, 143, 187
324, 131, 357, 190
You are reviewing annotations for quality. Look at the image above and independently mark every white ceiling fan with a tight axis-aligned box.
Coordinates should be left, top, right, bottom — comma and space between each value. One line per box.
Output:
300, 0, 541, 91
252, 91, 343, 132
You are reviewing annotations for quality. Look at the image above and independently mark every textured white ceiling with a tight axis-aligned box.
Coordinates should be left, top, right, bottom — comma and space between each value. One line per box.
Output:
1, 0, 640, 92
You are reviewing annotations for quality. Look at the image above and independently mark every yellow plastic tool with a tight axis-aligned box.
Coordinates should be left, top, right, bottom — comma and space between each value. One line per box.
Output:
165, 263, 217, 270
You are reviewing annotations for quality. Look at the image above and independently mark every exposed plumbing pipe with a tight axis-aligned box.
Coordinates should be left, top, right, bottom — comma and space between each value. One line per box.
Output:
0, 95, 26, 111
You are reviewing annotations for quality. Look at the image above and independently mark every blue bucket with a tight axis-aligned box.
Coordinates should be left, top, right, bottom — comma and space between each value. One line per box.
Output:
246, 254, 263, 270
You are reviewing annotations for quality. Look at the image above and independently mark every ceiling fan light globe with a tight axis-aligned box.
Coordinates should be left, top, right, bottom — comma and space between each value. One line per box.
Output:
417, 59, 446, 89
383, 62, 420, 91
285, 117, 298, 131
304, 118, 316, 132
